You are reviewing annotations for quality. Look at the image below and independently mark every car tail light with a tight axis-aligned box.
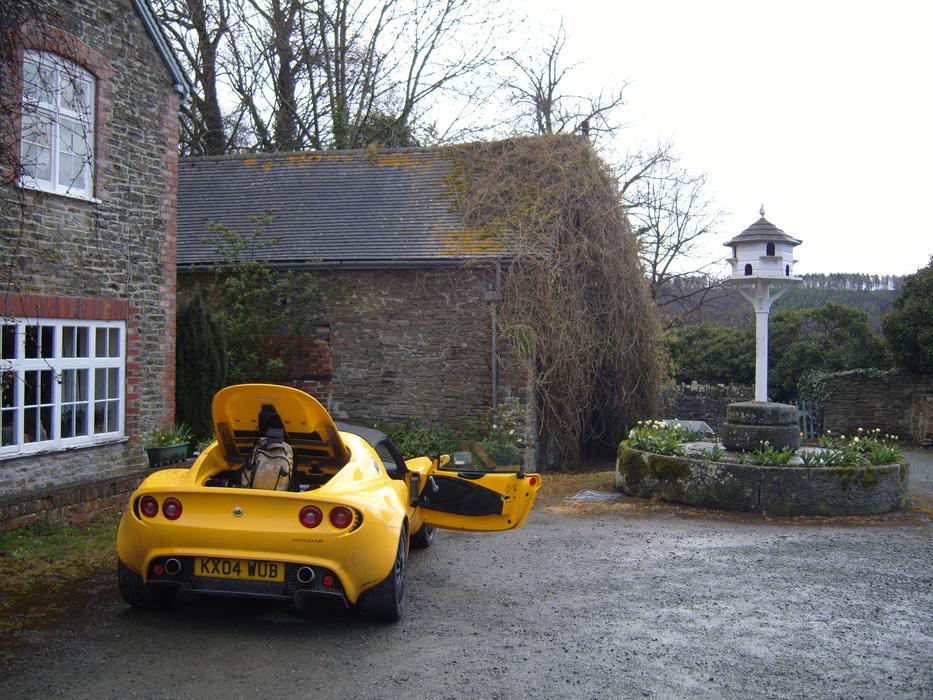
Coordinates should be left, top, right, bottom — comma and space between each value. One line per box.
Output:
299, 505, 323, 528
329, 506, 353, 529
140, 495, 159, 518
162, 498, 183, 520
529, 476, 538, 486
322, 575, 335, 588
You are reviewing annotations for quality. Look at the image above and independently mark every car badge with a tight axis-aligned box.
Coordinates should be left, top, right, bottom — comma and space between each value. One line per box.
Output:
233, 506, 244, 517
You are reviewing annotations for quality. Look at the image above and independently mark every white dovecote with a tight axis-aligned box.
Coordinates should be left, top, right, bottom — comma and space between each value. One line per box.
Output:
725, 205, 801, 280
725, 207, 803, 402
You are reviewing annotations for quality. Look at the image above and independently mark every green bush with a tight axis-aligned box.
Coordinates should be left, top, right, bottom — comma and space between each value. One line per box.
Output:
380, 423, 460, 459
202, 216, 317, 383
768, 303, 891, 401
883, 259, 933, 374
176, 290, 227, 440
664, 324, 754, 385
666, 303, 891, 401
481, 438, 522, 465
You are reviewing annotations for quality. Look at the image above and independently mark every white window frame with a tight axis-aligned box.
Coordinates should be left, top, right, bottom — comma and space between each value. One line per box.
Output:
19, 50, 96, 200
1, 318, 125, 459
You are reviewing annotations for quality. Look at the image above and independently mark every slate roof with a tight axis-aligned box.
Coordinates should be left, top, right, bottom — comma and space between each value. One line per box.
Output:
724, 215, 802, 247
178, 147, 509, 269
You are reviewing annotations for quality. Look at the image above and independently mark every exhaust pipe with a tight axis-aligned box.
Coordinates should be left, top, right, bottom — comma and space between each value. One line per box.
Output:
164, 558, 182, 575
296, 566, 315, 584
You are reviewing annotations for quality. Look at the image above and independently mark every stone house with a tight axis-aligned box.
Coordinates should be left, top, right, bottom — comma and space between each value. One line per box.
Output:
0, 0, 189, 522
177, 147, 522, 437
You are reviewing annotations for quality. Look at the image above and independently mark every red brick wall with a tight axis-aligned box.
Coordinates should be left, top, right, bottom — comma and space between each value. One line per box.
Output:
283, 332, 333, 402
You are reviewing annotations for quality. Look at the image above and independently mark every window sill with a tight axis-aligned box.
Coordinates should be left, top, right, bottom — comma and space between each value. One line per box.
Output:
0, 436, 129, 463
16, 179, 101, 205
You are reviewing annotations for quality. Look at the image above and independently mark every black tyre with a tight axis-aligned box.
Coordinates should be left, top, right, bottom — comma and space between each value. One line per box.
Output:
355, 530, 406, 622
118, 561, 176, 609
409, 522, 435, 549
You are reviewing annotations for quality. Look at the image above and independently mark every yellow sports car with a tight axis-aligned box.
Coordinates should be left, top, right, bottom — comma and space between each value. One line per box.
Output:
116, 384, 541, 621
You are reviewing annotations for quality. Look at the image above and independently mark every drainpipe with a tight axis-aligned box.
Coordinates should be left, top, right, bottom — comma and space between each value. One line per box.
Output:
491, 261, 502, 411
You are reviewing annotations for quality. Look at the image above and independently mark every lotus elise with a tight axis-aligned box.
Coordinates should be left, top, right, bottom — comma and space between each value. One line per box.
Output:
116, 384, 541, 621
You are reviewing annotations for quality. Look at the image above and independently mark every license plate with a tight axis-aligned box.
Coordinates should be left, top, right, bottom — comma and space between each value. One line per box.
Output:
195, 557, 285, 582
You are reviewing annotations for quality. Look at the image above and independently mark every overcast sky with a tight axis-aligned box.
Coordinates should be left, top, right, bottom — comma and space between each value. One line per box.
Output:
510, 0, 931, 276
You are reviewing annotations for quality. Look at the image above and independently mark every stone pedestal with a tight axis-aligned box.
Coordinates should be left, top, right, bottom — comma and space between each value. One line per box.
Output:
720, 401, 799, 451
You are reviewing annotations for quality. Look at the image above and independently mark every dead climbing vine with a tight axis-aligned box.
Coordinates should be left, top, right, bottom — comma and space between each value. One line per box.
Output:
449, 135, 662, 466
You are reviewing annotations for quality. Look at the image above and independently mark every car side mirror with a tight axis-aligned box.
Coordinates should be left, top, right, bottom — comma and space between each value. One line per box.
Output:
451, 451, 473, 468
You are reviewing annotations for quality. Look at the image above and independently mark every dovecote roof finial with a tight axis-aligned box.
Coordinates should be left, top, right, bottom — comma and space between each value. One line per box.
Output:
760, 203, 766, 218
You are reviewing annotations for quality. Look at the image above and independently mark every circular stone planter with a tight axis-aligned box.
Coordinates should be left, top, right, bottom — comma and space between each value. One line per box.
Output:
615, 445, 909, 516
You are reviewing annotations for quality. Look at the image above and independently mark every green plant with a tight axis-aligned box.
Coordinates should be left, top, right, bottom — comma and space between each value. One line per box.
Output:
202, 215, 317, 383
699, 443, 724, 461
739, 441, 795, 466
865, 443, 902, 465
380, 422, 461, 459
484, 398, 527, 446
141, 423, 192, 448
800, 449, 854, 467
480, 438, 522, 465
811, 427, 902, 466
626, 420, 686, 457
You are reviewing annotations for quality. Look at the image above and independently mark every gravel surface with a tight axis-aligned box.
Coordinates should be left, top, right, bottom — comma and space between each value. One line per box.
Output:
2, 457, 931, 699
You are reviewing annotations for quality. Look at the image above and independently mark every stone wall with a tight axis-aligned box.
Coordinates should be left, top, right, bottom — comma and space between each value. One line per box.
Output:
0, 0, 180, 496
181, 265, 507, 435
0, 464, 158, 531
823, 373, 933, 442
659, 383, 754, 431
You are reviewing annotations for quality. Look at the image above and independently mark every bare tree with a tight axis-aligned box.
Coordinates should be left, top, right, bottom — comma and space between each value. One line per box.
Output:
628, 159, 726, 316
504, 21, 627, 143
156, 0, 505, 152
503, 22, 724, 320
154, 0, 231, 155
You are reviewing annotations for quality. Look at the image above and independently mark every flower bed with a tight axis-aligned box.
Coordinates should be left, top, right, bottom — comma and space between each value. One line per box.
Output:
615, 422, 909, 515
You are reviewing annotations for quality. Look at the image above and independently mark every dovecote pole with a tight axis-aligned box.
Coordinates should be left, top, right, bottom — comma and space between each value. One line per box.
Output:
724, 205, 802, 401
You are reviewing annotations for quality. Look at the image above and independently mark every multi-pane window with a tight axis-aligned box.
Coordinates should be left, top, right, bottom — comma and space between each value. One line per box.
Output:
0, 319, 124, 457
20, 50, 95, 199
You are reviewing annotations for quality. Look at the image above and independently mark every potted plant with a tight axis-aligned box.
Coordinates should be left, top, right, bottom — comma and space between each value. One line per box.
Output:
141, 423, 193, 468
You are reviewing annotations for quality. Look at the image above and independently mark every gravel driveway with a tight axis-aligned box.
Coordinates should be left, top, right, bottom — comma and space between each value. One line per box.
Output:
2, 456, 931, 699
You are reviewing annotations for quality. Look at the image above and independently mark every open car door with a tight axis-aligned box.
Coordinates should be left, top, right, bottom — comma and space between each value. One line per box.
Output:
415, 452, 541, 532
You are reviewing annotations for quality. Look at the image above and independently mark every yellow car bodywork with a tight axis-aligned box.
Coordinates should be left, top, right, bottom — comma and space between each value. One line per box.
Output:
116, 384, 541, 619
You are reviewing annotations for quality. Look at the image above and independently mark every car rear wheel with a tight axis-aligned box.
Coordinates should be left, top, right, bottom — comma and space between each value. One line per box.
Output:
356, 530, 406, 622
118, 561, 177, 609
410, 523, 435, 549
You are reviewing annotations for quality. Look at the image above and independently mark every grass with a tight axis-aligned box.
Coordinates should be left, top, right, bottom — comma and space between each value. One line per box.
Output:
0, 516, 120, 637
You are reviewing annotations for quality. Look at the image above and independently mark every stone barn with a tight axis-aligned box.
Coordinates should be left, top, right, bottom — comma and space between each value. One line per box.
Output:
177, 138, 660, 467
177, 147, 520, 435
